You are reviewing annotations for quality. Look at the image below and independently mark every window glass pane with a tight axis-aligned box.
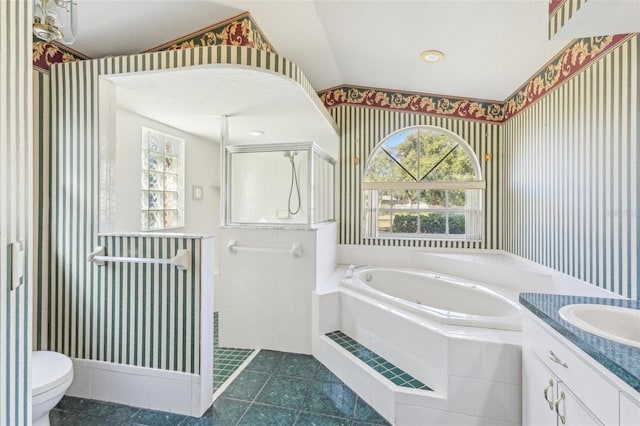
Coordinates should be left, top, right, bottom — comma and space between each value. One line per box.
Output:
417, 131, 459, 180
148, 211, 163, 230
382, 129, 421, 180
418, 190, 446, 208
147, 171, 163, 191
421, 141, 475, 181
164, 138, 178, 156
377, 211, 392, 233
448, 214, 466, 234
420, 212, 446, 234
378, 190, 417, 209
148, 152, 164, 172
447, 190, 466, 207
148, 132, 164, 152
148, 191, 163, 209
391, 213, 418, 233
364, 149, 415, 182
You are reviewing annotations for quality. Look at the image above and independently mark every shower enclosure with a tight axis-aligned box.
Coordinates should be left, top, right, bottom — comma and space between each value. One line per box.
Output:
225, 142, 336, 227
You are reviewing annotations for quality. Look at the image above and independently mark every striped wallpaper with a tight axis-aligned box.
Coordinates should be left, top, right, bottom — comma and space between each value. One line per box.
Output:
330, 106, 502, 249
503, 34, 639, 299
1, 0, 32, 425
329, 35, 639, 300
44, 46, 322, 373
549, 0, 588, 39
33, 69, 50, 351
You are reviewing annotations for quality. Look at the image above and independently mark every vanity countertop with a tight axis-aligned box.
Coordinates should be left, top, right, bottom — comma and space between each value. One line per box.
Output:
519, 292, 640, 393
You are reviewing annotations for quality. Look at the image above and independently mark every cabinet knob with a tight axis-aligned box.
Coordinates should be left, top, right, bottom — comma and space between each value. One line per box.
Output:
554, 391, 566, 425
543, 379, 554, 410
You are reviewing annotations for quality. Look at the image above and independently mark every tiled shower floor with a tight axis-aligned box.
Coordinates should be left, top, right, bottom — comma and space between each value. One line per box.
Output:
214, 312, 254, 393
51, 314, 389, 425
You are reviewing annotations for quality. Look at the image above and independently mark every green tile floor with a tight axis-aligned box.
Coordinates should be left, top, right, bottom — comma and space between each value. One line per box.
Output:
212, 349, 390, 425
326, 331, 432, 391
51, 315, 390, 425
51, 350, 390, 425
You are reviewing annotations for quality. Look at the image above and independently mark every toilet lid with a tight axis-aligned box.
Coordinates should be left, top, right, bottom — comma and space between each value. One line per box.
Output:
32, 351, 73, 396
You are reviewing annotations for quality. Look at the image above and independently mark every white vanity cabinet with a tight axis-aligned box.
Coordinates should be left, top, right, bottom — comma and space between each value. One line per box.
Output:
523, 314, 640, 426
523, 349, 602, 425
620, 392, 640, 426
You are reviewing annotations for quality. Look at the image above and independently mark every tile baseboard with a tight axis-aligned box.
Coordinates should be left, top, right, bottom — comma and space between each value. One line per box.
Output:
66, 358, 209, 417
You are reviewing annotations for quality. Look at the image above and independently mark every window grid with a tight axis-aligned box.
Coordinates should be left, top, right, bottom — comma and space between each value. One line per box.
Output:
363, 126, 483, 241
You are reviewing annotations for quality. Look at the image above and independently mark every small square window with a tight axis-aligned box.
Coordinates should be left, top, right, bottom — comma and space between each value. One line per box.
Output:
141, 128, 184, 231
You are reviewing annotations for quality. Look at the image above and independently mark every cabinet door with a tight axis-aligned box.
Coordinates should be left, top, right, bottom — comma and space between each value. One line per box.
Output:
555, 382, 603, 426
523, 349, 558, 426
620, 392, 640, 426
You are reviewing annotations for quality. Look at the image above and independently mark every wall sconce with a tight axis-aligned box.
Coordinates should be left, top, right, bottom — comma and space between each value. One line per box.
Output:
33, 0, 77, 44
484, 153, 493, 162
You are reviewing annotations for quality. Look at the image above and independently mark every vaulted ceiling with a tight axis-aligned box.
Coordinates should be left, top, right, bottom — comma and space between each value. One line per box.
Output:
71, 1, 639, 101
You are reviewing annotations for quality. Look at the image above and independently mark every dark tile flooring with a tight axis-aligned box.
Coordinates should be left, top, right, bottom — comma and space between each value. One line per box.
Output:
51, 350, 390, 426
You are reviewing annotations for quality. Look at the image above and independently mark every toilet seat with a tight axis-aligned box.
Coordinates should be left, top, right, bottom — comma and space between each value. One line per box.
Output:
32, 351, 73, 396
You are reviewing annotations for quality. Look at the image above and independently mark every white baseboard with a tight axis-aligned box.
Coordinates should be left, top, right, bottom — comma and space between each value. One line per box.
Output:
66, 358, 208, 417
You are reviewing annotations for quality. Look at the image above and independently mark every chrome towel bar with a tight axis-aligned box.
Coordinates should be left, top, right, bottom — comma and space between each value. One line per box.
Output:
87, 246, 190, 270
227, 240, 302, 257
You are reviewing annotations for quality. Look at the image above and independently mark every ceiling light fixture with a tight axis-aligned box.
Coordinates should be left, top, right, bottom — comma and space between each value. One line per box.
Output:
249, 130, 264, 137
420, 50, 445, 63
33, 0, 77, 44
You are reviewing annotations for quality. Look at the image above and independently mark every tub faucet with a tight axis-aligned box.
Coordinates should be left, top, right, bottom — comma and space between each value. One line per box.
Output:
345, 264, 368, 279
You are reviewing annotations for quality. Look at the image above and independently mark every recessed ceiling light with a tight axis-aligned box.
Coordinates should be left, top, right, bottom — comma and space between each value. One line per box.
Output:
420, 50, 445, 63
249, 130, 264, 137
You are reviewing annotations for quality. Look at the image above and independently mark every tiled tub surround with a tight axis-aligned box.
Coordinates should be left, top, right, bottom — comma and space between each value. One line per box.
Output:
519, 293, 640, 392
314, 248, 625, 425
313, 271, 523, 425
326, 331, 432, 391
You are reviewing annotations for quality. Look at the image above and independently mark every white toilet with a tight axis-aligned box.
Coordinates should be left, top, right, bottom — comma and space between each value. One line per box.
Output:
32, 351, 74, 426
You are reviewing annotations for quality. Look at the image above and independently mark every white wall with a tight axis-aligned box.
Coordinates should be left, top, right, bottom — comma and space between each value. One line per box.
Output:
115, 108, 220, 234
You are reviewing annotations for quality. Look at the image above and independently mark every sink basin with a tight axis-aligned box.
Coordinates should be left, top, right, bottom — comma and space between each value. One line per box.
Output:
558, 304, 640, 348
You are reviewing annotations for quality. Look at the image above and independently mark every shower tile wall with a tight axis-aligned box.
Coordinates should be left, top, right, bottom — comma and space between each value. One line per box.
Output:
217, 224, 337, 354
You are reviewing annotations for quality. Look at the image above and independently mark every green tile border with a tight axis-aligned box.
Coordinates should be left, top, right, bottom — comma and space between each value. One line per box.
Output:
326, 331, 432, 391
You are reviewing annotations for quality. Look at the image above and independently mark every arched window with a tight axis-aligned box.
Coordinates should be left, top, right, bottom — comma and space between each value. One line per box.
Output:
363, 126, 484, 240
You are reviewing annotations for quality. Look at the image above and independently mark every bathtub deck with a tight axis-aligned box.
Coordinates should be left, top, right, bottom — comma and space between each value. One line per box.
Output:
326, 330, 433, 391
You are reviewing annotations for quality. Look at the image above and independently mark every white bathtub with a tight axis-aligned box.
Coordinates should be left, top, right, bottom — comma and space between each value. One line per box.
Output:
342, 266, 522, 331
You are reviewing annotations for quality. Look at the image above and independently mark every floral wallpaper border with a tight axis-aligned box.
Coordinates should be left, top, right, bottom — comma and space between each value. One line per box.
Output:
319, 86, 504, 122
145, 12, 275, 53
319, 34, 632, 123
33, 36, 90, 72
503, 33, 631, 120
33, 12, 275, 72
